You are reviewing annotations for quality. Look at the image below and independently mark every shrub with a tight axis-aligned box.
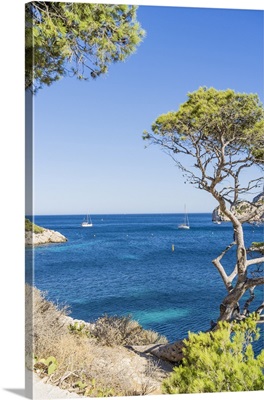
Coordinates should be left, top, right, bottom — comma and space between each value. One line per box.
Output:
25, 218, 44, 234
92, 314, 168, 346
26, 285, 166, 396
162, 314, 264, 394
25, 284, 70, 360
251, 242, 264, 248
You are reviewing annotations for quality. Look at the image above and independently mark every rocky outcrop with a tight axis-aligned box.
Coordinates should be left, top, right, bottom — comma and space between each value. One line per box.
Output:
212, 192, 264, 223
25, 228, 67, 246
248, 242, 264, 254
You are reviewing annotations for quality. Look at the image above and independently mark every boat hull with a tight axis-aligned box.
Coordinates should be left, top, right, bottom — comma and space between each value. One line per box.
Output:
178, 225, 190, 229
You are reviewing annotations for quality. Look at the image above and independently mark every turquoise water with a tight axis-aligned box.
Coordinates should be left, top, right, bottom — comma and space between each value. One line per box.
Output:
25, 213, 263, 350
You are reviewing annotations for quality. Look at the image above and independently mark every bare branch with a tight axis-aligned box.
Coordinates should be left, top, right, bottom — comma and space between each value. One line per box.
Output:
245, 277, 264, 289
246, 257, 264, 267
212, 242, 236, 291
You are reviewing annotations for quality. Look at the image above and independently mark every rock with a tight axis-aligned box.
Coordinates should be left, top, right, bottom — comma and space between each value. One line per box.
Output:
248, 242, 264, 254
212, 207, 223, 222
212, 192, 264, 223
25, 228, 67, 246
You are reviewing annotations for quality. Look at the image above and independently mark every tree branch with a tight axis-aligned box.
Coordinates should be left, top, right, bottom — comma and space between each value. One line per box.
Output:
246, 257, 264, 267
212, 241, 236, 291
245, 277, 264, 289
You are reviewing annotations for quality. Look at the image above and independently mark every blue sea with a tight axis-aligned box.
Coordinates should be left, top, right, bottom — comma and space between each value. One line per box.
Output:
25, 213, 263, 352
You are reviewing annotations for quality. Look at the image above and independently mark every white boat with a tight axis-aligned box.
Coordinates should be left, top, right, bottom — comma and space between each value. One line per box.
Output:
178, 205, 190, 229
82, 215, 93, 227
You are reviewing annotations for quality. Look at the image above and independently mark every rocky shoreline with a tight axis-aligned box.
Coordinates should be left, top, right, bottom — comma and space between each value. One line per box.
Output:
25, 228, 67, 246
212, 192, 264, 223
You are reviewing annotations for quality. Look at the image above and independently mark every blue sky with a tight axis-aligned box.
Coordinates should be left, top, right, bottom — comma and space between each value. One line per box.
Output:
31, 1, 264, 215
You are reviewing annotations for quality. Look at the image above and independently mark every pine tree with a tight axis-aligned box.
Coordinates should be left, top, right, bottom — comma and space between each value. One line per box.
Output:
25, 2, 145, 92
162, 314, 264, 393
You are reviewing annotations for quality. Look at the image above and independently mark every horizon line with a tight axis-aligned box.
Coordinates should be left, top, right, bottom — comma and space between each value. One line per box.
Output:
26, 211, 213, 217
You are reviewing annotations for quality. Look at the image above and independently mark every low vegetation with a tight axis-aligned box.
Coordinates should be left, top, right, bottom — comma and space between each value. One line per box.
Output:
92, 314, 167, 346
25, 218, 44, 234
162, 315, 264, 394
26, 284, 264, 396
25, 284, 168, 396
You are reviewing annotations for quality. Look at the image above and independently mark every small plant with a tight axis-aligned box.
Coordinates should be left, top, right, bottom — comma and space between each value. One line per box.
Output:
84, 378, 115, 397
34, 356, 58, 375
251, 242, 264, 248
68, 321, 85, 334
68, 321, 93, 338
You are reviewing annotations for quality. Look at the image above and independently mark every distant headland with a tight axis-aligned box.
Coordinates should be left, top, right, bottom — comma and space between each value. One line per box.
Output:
212, 192, 264, 224
25, 218, 67, 246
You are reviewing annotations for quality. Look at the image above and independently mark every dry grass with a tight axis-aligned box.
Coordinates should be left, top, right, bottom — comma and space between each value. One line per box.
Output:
25, 284, 169, 396
92, 314, 168, 346
25, 284, 70, 361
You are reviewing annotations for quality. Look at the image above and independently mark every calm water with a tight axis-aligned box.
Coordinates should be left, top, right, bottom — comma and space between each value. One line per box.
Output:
25, 213, 263, 351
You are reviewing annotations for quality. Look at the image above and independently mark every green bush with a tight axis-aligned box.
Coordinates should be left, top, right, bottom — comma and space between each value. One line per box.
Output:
251, 242, 264, 248
68, 321, 93, 338
162, 314, 264, 394
25, 218, 44, 234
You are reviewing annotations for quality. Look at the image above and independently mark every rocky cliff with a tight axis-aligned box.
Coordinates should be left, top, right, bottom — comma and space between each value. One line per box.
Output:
25, 228, 67, 246
212, 192, 264, 223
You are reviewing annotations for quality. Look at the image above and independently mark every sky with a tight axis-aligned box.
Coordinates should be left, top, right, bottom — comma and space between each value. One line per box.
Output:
29, 1, 264, 216
27, 1, 264, 216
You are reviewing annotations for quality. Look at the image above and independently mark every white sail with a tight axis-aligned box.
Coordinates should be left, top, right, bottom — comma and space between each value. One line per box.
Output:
82, 215, 93, 227
178, 205, 190, 229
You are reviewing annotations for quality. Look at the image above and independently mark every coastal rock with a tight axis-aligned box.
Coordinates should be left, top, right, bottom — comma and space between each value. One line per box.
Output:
248, 243, 264, 255
212, 192, 264, 223
25, 228, 67, 246
212, 207, 223, 222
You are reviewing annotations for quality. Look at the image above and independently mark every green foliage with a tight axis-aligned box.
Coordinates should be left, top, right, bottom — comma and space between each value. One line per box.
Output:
25, 2, 145, 92
34, 355, 58, 375
250, 242, 264, 254
73, 377, 116, 397
25, 218, 44, 234
84, 378, 115, 397
144, 87, 264, 165
251, 242, 264, 248
162, 314, 264, 394
68, 321, 92, 337
68, 321, 85, 332
75, 380, 88, 390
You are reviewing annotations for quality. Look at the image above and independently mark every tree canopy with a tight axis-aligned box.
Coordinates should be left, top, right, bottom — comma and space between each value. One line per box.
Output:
144, 87, 264, 210
25, 2, 145, 92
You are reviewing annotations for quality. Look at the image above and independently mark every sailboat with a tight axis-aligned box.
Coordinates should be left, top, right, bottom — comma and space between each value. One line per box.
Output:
81, 215, 93, 227
178, 205, 190, 229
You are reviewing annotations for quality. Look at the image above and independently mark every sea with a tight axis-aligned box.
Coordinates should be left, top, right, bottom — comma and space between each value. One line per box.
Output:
25, 213, 264, 353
